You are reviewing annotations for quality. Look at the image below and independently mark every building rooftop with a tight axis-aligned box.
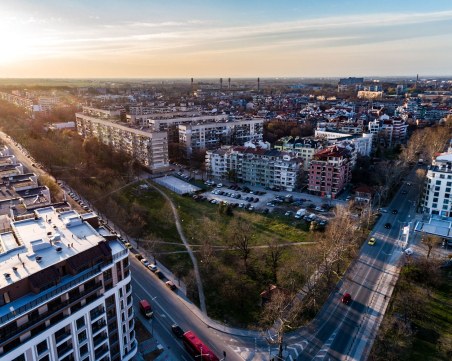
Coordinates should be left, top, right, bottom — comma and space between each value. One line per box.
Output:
0, 207, 111, 290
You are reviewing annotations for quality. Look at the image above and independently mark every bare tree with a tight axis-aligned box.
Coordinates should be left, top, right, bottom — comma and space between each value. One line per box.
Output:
266, 240, 285, 284
422, 234, 441, 259
228, 218, 254, 273
261, 289, 303, 360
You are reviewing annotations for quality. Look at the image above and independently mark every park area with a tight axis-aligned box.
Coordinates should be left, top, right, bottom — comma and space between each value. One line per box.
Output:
116, 181, 318, 325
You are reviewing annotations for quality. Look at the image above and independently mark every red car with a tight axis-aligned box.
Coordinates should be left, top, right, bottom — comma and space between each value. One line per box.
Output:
341, 293, 352, 305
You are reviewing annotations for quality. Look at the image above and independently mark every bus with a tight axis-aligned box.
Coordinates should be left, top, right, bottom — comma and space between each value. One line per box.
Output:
182, 330, 219, 361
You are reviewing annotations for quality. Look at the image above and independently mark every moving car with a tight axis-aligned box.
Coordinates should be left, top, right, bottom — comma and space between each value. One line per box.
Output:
368, 237, 376, 246
171, 324, 185, 338
139, 299, 153, 318
341, 293, 352, 305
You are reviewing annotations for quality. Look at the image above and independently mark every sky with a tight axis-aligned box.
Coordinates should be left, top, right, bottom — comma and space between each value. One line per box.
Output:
0, 0, 451, 78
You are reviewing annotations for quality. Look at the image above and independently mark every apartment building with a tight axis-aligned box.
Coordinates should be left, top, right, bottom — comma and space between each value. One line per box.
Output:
0, 92, 34, 114
423, 152, 452, 217
0, 206, 136, 361
178, 117, 264, 154
308, 145, 352, 198
367, 117, 408, 147
274, 137, 323, 170
76, 108, 169, 171
206, 146, 302, 191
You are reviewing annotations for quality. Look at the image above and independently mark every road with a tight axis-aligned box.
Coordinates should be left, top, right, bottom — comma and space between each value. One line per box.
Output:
284, 173, 420, 361
130, 256, 245, 361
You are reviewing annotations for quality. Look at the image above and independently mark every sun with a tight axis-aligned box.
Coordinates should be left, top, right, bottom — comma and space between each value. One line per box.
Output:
0, 14, 38, 65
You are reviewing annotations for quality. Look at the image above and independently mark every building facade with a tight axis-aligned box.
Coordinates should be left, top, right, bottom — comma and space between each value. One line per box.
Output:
206, 146, 302, 191
76, 108, 169, 171
422, 153, 452, 217
179, 118, 264, 154
0, 207, 136, 361
308, 145, 352, 198
274, 137, 323, 171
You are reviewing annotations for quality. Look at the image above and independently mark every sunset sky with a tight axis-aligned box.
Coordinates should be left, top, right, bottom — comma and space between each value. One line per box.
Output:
0, 0, 451, 78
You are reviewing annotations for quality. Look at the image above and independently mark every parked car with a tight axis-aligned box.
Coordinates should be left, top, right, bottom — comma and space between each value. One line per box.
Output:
155, 270, 164, 279
384, 223, 391, 229
148, 263, 158, 272
368, 237, 376, 246
141, 258, 150, 267
166, 280, 177, 291
124, 242, 132, 249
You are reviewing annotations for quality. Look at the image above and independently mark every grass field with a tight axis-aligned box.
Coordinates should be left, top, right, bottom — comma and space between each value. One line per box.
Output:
119, 181, 312, 325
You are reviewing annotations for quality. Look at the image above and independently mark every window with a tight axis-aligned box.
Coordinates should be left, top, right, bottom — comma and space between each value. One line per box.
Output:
446, 188, 451, 193
77, 317, 85, 330
12, 355, 25, 361
39, 355, 50, 361
433, 198, 439, 203
78, 330, 87, 343
80, 344, 89, 357
433, 203, 438, 208
436, 180, 441, 185
434, 192, 439, 197
37, 340, 48, 355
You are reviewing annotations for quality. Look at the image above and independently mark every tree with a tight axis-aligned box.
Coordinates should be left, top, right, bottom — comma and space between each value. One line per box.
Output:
228, 218, 254, 273
261, 289, 303, 360
266, 240, 285, 284
422, 234, 441, 259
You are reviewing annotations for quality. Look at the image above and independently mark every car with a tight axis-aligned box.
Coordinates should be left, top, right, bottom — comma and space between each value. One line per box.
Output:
392, 209, 398, 214
155, 270, 164, 279
404, 248, 414, 256
285, 211, 292, 216
253, 198, 259, 203
341, 293, 352, 305
216, 183, 223, 188
171, 324, 184, 338
148, 263, 158, 272
141, 258, 150, 267
135, 254, 143, 261
166, 280, 177, 291
124, 242, 132, 249
379, 208, 388, 213
368, 237, 376, 246
406, 182, 412, 186
384, 223, 391, 229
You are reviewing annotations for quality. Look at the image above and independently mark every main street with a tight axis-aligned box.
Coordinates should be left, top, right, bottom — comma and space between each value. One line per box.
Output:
285, 172, 421, 360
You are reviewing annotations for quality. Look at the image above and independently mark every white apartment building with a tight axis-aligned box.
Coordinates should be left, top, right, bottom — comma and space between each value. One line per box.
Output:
423, 153, 452, 217
0, 207, 136, 361
367, 118, 408, 147
274, 137, 323, 171
76, 109, 169, 171
206, 146, 302, 191
179, 118, 264, 154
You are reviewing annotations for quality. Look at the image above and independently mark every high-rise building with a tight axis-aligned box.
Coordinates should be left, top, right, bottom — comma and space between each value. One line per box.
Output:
0, 207, 136, 361
422, 153, 452, 217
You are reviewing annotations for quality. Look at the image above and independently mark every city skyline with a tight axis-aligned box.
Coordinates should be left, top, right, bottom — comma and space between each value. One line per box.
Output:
0, 0, 452, 78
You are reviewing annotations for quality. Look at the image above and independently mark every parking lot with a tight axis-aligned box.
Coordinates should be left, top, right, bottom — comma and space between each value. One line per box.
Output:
194, 181, 333, 225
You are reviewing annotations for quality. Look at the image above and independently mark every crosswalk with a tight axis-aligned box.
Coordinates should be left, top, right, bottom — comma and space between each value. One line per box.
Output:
229, 338, 310, 360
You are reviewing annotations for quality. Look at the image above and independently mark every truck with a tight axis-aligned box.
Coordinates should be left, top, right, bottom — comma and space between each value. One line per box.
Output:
294, 208, 306, 219
139, 299, 153, 318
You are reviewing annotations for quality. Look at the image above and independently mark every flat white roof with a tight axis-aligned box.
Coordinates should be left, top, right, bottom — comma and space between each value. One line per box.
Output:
0, 207, 109, 289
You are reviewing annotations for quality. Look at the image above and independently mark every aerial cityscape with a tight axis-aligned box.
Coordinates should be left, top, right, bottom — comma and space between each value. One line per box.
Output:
0, 1, 451, 361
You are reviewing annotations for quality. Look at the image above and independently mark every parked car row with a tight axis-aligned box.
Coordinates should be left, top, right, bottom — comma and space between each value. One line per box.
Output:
135, 253, 178, 291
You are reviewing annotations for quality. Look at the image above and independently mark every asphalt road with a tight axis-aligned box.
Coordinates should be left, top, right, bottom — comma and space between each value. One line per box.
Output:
130, 257, 244, 361
289, 173, 420, 361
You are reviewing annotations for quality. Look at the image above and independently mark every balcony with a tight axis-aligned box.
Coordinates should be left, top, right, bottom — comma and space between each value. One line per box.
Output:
92, 320, 107, 336
94, 345, 109, 360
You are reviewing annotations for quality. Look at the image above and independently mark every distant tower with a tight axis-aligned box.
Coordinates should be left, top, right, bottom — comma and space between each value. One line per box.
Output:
191, 77, 194, 92
228, 78, 231, 89
220, 78, 223, 90
257, 77, 260, 92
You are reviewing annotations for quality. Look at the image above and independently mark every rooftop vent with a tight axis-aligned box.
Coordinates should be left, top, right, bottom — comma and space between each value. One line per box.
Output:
12, 267, 17, 272
36, 256, 42, 263
56, 247, 62, 253
4, 273, 11, 279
